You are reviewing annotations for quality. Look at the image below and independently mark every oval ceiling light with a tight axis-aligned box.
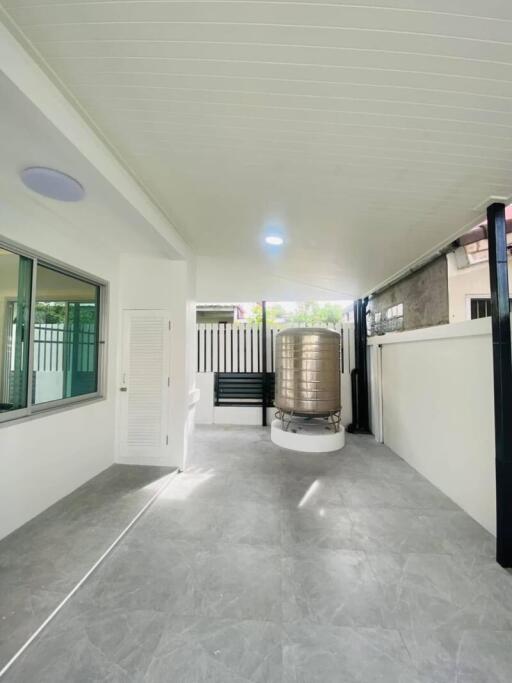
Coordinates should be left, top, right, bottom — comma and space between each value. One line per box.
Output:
265, 235, 284, 246
20, 167, 85, 202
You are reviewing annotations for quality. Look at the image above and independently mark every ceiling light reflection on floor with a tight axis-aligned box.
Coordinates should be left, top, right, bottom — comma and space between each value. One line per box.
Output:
159, 469, 215, 501
298, 480, 320, 508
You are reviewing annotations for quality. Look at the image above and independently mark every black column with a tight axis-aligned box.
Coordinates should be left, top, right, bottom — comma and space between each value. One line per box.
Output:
487, 203, 512, 567
261, 300, 268, 427
347, 297, 370, 433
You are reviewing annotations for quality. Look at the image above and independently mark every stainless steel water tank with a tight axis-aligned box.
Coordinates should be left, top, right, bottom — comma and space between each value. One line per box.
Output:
274, 328, 341, 415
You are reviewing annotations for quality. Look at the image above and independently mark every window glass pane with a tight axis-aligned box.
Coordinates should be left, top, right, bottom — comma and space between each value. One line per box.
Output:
0, 248, 32, 412
33, 265, 100, 404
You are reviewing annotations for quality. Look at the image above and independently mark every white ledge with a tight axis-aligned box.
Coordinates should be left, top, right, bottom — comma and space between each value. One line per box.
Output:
368, 317, 492, 346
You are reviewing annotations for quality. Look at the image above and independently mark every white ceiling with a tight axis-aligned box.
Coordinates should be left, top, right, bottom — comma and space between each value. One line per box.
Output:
0, 72, 175, 260
3, 0, 512, 297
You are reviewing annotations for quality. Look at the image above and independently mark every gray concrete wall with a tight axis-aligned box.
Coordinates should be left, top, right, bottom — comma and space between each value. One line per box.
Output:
369, 255, 449, 331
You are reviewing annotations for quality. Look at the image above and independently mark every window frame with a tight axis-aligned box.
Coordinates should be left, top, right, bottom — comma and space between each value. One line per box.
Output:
0, 236, 108, 424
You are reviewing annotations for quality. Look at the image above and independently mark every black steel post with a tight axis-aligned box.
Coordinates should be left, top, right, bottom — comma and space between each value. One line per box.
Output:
487, 202, 512, 567
347, 297, 371, 433
261, 300, 268, 427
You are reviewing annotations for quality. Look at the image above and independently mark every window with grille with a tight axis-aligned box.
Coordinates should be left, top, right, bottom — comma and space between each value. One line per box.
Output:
470, 297, 512, 320
0, 240, 105, 423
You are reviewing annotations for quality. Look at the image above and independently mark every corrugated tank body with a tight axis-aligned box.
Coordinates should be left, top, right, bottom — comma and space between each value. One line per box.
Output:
274, 328, 341, 415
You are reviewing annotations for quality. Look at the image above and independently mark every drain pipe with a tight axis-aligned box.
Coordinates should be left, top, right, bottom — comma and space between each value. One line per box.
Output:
261, 300, 268, 427
347, 297, 371, 434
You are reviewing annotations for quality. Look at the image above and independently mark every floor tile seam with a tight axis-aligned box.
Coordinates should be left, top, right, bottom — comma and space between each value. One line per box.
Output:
281, 617, 414, 635
0, 469, 180, 680
281, 547, 483, 562
363, 549, 495, 560
160, 614, 285, 627
343, 503, 463, 512
123, 535, 285, 551
143, 535, 283, 548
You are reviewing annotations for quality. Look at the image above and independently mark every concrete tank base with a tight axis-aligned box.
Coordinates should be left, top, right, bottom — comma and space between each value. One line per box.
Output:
270, 418, 345, 453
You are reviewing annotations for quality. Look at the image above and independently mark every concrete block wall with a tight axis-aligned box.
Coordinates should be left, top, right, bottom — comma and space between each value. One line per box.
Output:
369, 255, 449, 331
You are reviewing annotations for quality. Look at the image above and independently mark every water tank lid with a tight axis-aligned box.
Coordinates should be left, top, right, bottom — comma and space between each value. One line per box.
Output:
276, 327, 340, 338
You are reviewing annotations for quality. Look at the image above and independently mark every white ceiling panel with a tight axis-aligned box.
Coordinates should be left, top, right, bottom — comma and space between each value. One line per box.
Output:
2, 0, 512, 296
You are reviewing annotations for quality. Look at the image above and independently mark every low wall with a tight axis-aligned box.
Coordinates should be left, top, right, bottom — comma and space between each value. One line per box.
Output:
195, 372, 276, 426
369, 318, 496, 534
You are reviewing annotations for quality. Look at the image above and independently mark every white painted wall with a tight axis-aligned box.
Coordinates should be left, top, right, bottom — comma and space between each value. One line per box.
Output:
0, 203, 120, 540
369, 319, 496, 534
0, 225, 196, 540
195, 373, 214, 424
447, 252, 512, 323
117, 254, 196, 470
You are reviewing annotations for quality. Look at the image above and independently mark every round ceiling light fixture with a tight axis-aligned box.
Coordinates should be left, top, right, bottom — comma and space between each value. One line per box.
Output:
20, 167, 85, 202
265, 235, 284, 246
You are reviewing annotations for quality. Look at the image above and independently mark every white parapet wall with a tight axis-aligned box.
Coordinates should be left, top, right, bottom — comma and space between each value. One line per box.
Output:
368, 317, 496, 535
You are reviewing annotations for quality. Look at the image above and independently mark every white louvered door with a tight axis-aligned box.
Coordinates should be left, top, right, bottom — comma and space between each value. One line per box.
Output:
119, 310, 171, 463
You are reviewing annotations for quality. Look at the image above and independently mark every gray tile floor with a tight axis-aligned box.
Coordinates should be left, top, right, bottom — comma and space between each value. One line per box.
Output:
2, 425, 512, 682
0, 464, 174, 671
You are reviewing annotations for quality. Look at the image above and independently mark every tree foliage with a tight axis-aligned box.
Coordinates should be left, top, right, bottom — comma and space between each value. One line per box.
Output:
244, 301, 342, 326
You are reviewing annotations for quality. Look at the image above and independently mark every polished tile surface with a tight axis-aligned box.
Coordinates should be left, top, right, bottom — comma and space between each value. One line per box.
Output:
3, 426, 512, 682
0, 464, 174, 671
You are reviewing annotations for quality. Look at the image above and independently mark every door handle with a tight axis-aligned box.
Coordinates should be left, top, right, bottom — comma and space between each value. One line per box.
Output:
120, 387, 128, 392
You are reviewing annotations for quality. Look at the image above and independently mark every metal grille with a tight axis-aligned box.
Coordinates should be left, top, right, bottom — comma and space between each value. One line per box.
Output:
214, 372, 275, 406
33, 323, 97, 372
470, 298, 512, 320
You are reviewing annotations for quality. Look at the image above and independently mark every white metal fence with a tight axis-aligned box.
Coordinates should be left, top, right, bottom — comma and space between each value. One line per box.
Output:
196, 322, 354, 375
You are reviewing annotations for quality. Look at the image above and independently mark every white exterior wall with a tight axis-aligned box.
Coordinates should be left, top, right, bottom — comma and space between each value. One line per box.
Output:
369, 319, 496, 535
447, 252, 512, 323
0, 205, 120, 540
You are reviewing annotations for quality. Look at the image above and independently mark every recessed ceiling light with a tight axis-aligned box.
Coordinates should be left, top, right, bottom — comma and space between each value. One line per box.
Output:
265, 235, 284, 246
20, 167, 85, 202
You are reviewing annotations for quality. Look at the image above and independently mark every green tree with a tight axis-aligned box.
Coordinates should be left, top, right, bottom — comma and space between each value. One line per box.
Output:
35, 302, 66, 324
244, 303, 287, 325
289, 301, 342, 326
317, 302, 342, 326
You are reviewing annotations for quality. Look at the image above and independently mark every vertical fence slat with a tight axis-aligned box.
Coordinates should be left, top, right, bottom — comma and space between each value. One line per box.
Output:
270, 329, 274, 372
230, 326, 234, 373
236, 328, 240, 372
197, 327, 201, 373
257, 328, 260, 372
217, 326, 220, 373
209, 328, 213, 372
196, 321, 346, 375
243, 328, 247, 372
223, 325, 227, 372
201, 326, 205, 372
250, 328, 254, 372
